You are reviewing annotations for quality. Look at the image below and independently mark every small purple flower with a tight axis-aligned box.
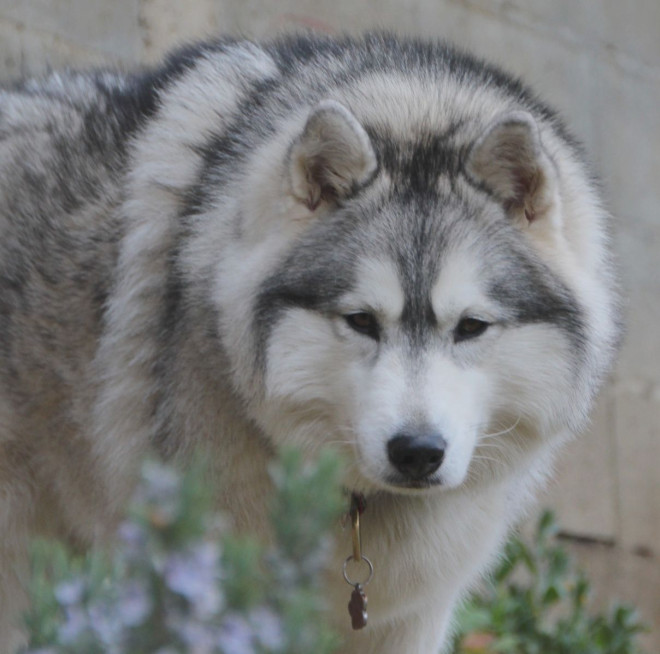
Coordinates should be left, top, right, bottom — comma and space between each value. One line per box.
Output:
54, 577, 85, 606
58, 607, 89, 644
173, 619, 220, 654
135, 461, 183, 523
164, 542, 223, 618
88, 601, 123, 646
217, 614, 256, 654
116, 580, 152, 627
250, 607, 284, 650
117, 521, 147, 556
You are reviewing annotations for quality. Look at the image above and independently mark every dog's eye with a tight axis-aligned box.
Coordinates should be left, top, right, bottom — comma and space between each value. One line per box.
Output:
344, 312, 380, 340
454, 317, 490, 342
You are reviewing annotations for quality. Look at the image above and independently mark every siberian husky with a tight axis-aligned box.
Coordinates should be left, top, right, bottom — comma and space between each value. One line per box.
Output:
0, 34, 621, 652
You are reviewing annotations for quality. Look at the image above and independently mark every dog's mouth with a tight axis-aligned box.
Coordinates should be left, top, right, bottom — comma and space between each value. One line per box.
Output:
342, 477, 443, 514
343, 474, 444, 499
384, 475, 444, 491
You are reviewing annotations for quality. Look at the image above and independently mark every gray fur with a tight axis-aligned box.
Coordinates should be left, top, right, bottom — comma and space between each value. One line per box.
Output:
0, 33, 621, 653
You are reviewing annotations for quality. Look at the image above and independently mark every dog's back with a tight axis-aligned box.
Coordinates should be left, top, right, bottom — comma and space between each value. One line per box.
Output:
0, 73, 144, 394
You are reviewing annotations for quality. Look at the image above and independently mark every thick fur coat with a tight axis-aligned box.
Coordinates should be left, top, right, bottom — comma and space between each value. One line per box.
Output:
0, 34, 620, 653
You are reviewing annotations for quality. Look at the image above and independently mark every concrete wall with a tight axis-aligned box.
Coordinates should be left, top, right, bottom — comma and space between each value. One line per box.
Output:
1, 0, 658, 649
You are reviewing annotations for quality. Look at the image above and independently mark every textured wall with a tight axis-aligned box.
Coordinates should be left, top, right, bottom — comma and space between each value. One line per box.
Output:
1, 0, 658, 648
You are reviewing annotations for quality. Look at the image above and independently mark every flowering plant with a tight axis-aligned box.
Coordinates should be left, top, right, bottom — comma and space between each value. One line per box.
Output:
24, 448, 343, 654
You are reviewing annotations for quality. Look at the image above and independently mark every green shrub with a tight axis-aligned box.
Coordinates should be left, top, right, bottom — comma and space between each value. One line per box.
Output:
452, 511, 647, 654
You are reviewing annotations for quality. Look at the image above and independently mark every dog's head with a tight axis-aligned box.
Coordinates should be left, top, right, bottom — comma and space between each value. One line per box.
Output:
215, 98, 615, 495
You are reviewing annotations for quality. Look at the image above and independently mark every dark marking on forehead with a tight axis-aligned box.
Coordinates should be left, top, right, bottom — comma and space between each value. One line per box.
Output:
366, 123, 464, 195
373, 192, 469, 347
356, 126, 468, 346
391, 196, 445, 345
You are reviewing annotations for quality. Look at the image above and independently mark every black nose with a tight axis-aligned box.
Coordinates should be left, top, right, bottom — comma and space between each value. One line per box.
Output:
387, 434, 446, 480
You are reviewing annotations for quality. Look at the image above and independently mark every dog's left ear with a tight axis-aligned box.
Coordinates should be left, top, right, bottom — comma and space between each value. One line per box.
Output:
465, 112, 557, 224
289, 100, 377, 211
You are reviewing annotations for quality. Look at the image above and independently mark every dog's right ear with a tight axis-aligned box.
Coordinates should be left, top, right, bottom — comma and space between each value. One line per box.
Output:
289, 100, 377, 211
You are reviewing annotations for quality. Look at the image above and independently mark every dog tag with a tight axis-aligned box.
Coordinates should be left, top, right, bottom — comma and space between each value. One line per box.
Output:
343, 493, 372, 630
348, 583, 368, 630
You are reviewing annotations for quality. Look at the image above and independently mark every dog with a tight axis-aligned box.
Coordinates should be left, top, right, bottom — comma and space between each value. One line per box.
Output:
0, 33, 621, 653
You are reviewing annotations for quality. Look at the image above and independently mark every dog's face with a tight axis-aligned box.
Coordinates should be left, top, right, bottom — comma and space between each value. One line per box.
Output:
238, 101, 589, 494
